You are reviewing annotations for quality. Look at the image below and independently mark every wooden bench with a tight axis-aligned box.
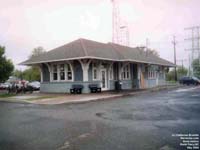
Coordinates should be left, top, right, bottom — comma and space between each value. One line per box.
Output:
88, 84, 101, 93
70, 84, 84, 94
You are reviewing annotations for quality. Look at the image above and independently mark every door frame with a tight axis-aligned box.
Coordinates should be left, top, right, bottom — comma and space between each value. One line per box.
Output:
100, 69, 108, 91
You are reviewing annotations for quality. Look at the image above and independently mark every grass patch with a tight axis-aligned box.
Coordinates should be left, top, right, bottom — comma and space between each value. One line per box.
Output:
0, 93, 16, 98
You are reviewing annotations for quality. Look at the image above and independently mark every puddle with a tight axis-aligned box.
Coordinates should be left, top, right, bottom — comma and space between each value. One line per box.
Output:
95, 112, 112, 120
172, 87, 199, 93
11, 95, 41, 100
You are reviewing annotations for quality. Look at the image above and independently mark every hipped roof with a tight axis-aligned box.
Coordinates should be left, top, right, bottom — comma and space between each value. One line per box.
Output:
20, 38, 175, 67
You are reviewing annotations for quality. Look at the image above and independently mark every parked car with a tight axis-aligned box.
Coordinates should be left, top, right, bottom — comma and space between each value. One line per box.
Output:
28, 81, 40, 91
179, 76, 200, 85
0, 82, 12, 90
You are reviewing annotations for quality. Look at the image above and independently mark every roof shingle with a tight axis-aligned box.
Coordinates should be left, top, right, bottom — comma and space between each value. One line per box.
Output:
20, 38, 175, 67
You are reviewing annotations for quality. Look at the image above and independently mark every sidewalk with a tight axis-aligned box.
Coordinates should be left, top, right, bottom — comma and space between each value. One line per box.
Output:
31, 84, 181, 105
0, 84, 182, 105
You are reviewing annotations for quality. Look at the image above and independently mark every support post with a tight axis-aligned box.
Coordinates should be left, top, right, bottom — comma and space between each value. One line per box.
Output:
38, 65, 43, 83
172, 36, 177, 81
79, 59, 91, 82
45, 63, 52, 82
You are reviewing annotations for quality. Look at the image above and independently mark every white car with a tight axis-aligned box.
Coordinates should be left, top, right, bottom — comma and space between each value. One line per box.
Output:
0, 82, 11, 90
28, 81, 40, 90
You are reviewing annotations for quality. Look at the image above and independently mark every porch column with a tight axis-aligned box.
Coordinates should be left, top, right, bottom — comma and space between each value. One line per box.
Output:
38, 65, 43, 83
137, 64, 141, 88
108, 62, 114, 80
66, 60, 74, 81
79, 59, 92, 82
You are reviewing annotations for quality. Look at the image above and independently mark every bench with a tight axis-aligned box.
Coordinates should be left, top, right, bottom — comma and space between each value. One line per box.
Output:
70, 84, 84, 94
88, 84, 101, 93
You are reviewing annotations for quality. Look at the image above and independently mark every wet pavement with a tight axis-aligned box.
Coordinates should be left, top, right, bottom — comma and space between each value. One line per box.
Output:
0, 86, 199, 150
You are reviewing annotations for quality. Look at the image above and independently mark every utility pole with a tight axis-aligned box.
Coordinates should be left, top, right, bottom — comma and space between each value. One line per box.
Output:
145, 38, 149, 56
177, 59, 187, 74
198, 27, 200, 64
188, 54, 191, 76
172, 36, 177, 81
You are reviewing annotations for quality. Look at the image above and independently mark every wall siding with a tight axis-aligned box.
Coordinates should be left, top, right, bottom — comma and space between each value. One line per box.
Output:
40, 60, 168, 93
41, 81, 101, 93
121, 80, 132, 90
73, 60, 83, 81
42, 64, 50, 82
88, 63, 93, 82
146, 79, 157, 88
109, 80, 115, 90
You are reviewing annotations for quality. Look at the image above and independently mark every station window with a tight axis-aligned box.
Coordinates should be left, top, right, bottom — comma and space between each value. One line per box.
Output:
60, 64, 65, 80
67, 64, 72, 81
53, 65, 58, 81
121, 64, 130, 80
92, 62, 98, 80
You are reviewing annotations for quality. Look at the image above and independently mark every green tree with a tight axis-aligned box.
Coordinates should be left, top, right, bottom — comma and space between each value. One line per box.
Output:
29, 46, 46, 58
23, 67, 40, 81
13, 47, 45, 81
166, 66, 188, 81
13, 69, 24, 80
0, 46, 14, 82
147, 48, 160, 57
192, 58, 200, 78
28, 47, 45, 81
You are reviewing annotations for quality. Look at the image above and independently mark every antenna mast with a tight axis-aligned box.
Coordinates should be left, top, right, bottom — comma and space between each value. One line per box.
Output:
111, 0, 129, 46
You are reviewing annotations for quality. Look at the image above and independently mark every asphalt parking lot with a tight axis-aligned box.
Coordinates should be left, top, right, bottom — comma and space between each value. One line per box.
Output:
0, 86, 199, 150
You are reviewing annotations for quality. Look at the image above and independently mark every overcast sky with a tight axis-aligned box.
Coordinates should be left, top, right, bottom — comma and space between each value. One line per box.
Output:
1, 0, 200, 70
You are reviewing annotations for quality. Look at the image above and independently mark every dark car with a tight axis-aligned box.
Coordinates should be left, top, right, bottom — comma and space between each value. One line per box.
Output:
179, 76, 200, 85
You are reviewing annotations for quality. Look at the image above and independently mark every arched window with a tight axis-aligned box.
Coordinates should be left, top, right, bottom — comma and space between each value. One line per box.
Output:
121, 64, 130, 80
66, 64, 72, 81
92, 62, 98, 80
51, 63, 73, 81
110, 65, 113, 80
60, 64, 65, 80
53, 65, 58, 81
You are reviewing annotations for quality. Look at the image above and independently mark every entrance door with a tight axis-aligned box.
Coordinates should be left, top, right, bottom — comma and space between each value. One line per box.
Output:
100, 69, 107, 90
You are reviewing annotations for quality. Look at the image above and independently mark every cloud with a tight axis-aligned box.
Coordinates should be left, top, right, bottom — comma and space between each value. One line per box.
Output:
0, 0, 200, 70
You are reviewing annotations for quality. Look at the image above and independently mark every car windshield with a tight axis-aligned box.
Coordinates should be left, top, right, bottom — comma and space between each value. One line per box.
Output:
192, 77, 199, 80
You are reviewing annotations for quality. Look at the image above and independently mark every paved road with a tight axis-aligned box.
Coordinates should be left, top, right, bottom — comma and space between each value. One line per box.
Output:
0, 87, 200, 150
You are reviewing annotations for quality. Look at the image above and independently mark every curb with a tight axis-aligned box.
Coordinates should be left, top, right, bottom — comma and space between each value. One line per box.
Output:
38, 84, 183, 105
0, 85, 183, 105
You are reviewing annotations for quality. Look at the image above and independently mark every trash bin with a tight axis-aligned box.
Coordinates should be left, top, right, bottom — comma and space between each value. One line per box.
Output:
115, 80, 122, 91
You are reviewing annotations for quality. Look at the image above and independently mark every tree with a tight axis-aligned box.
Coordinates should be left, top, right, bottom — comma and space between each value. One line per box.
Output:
13, 47, 45, 81
137, 47, 160, 57
0, 46, 14, 82
29, 47, 45, 81
147, 48, 159, 57
166, 66, 188, 81
29, 46, 46, 58
192, 58, 200, 78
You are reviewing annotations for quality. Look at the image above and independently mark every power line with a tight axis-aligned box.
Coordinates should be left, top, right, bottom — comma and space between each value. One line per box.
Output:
184, 26, 200, 76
